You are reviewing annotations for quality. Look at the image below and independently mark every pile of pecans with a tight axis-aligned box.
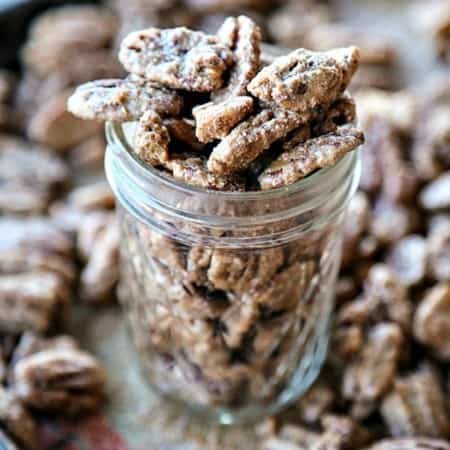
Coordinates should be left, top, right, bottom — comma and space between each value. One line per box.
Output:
68, 18, 364, 191
0, 0, 446, 449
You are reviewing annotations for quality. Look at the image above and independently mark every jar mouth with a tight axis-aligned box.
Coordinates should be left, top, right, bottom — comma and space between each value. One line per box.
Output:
106, 120, 358, 202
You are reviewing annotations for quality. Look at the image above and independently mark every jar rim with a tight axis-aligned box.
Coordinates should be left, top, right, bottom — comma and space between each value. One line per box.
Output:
106, 120, 357, 202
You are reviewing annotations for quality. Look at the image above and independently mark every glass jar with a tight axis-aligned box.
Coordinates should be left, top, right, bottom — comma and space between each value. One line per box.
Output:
105, 119, 361, 424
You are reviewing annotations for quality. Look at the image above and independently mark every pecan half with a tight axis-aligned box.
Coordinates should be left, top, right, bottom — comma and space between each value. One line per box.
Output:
13, 348, 106, 416
193, 96, 253, 143
119, 27, 233, 92
342, 323, 403, 419
381, 365, 449, 438
67, 78, 183, 122
248, 46, 360, 114
213, 15, 261, 101
259, 124, 364, 190
208, 109, 301, 174
0, 272, 70, 334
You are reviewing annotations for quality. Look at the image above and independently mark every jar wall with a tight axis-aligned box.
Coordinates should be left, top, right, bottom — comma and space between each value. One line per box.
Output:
117, 203, 345, 421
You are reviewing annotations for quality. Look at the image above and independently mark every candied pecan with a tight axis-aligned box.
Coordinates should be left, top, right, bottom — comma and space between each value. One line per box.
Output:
0, 216, 73, 257
242, 261, 316, 312
67, 78, 183, 122
386, 235, 427, 287
342, 323, 403, 418
22, 5, 117, 76
68, 181, 114, 211
119, 27, 233, 92
134, 110, 170, 167
259, 124, 364, 190
0, 136, 69, 210
170, 155, 245, 191
208, 109, 301, 174
142, 227, 186, 275
247, 46, 360, 114
206, 247, 285, 293
213, 16, 261, 101
193, 96, 253, 143
0, 184, 49, 216
28, 89, 102, 151
296, 382, 335, 425
81, 220, 119, 303
370, 197, 419, 246
367, 438, 450, 450
427, 227, 450, 282
164, 118, 204, 151
77, 211, 114, 261
0, 272, 70, 334
381, 365, 449, 438
0, 388, 37, 450
420, 172, 450, 211
13, 348, 106, 416
0, 216, 76, 282
338, 264, 412, 331
414, 284, 450, 361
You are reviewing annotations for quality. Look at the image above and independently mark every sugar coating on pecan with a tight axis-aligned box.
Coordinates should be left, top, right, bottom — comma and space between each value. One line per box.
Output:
247, 46, 360, 114
259, 124, 364, 190
67, 79, 183, 122
119, 27, 234, 92
170, 155, 245, 191
193, 96, 253, 143
208, 109, 302, 174
213, 16, 261, 101
134, 110, 170, 167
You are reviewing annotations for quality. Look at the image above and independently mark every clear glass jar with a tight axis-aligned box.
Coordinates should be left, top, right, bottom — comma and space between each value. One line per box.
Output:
105, 119, 361, 424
